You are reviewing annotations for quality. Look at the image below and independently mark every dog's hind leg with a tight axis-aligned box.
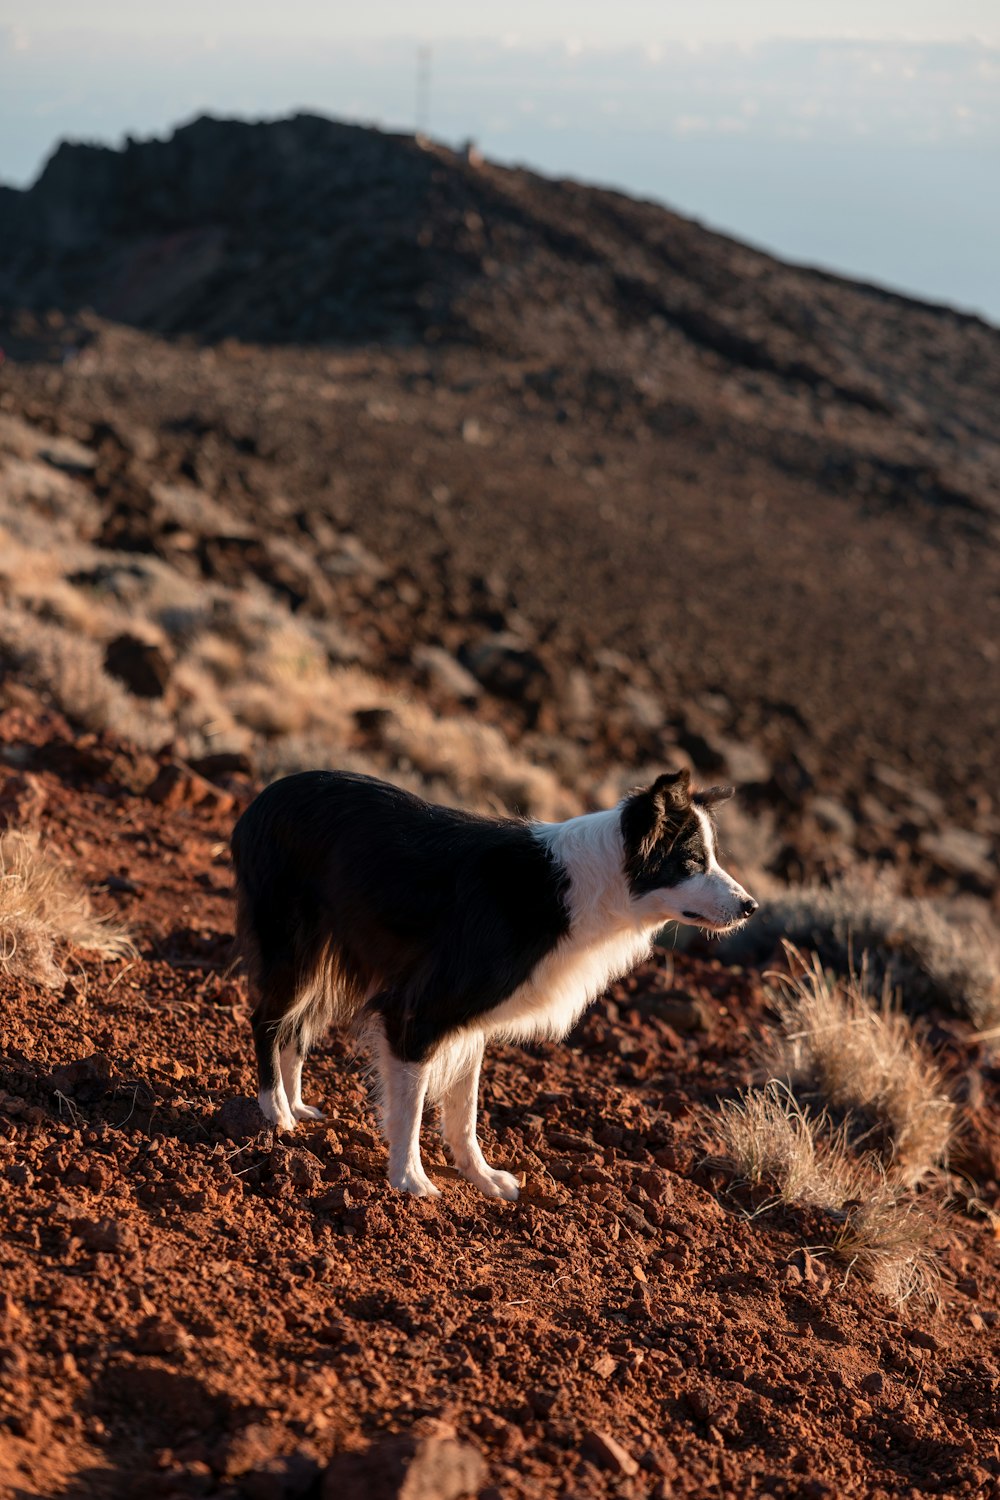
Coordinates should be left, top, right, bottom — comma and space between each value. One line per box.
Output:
249, 961, 299, 1134
439, 1039, 520, 1201
372, 1027, 439, 1198
279, 1033, 325, 1122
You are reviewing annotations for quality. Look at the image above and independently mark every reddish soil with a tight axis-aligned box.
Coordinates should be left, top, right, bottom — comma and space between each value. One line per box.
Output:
1, 115, 998, 1500
2, 713, 998, 1500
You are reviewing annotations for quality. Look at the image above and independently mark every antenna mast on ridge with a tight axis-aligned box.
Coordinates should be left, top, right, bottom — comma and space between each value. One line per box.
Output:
416, 44, 431, 137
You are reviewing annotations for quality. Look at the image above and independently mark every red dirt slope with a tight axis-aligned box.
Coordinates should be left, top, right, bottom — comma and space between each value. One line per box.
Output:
1, 710, 998, 1500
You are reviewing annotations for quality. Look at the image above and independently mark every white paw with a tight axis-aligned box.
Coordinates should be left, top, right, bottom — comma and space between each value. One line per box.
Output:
258, 1091, 296, 1134
467, 1166, 520, 1201
388, 1167, 441, 1198
292, 1102, 325, 1121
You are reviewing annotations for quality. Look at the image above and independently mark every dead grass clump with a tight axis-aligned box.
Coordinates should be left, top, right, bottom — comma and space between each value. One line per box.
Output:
718, 871, 1000, 1030
0, 828, 134, 987
767, 948, 954, 1185
705, 1082, 864, 1210
831, 1186, 939, 1306
702, 1083, 938, 1305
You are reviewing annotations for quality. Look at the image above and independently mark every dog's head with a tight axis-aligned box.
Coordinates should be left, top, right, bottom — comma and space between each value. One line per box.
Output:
620, 769, 757, 931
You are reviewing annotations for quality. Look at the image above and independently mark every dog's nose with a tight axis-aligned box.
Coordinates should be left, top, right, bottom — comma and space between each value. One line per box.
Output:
741, 896, 758, 918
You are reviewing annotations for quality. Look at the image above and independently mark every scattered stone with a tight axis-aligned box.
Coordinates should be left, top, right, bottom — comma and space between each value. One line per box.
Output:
860, 1372, 884, 1396
919, 828, 995, 885
189, 749, 255, 781
104, 634, 172, 699
146, 761, 235, 816
581, 1428, 639, 1477
50, 1051, 112, 1104
412, 645, 481, 704
904, 1327, 939, 1352
322, 1432, 486, 1499
459, 633, 551, 708
715, 737, 772, 786
37, 433, 98, 474
650, 991, 712, 1034
683, 1388, 714, 1423
216, 1096, 269, 1143
214, 1422, 285, 1479
76, 1217, 139, 1255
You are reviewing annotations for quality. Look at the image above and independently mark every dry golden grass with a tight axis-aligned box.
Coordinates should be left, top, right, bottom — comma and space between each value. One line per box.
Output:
0, 605, 172, 748
705, 1082, 865, 1209
719, 870, 1000, 1033
0, 828, 135, 988
766, 946, 955, 1186
702, 1082, 939, 1305
0, 428, 579, 819
831, 1184, 939, 1306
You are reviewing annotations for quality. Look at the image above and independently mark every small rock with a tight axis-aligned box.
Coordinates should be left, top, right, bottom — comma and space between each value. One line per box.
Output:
683, 1388, 714, 1423
146, 761, 234, 816
966, 1313, 987, 1333
104, 634, 172, 699
190, 751, 254, 781
214, 1422, 284, 1479
38, 434, 98, 474
904, 1327, 938, 1352
412, 645, 481, 704
716, 737, 771, 786
322, 1432, 486, 1499
216, 1096, 268, 1143
919, 828, 995, 885
76, 1217, 139, 1255
50, 1051, 112, 1104
860, 1372, 884, 1396
651, 991, 711, 1034
459, 633, 551, 708
582, 1429, 639, 1477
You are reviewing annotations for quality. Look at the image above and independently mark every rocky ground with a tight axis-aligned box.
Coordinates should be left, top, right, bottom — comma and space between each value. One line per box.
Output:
1, 710, 999, 1500
1, 115, 999, 1499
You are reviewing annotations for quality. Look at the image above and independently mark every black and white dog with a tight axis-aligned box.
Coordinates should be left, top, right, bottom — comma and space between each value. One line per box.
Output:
230, 768, 756, 1199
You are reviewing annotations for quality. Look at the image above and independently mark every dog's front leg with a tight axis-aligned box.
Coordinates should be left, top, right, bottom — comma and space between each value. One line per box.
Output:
373, 1029, 440, 1198
440, 1042, 519, 1201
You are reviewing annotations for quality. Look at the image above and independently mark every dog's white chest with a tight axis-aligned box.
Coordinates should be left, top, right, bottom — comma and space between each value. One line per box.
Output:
481, 927, 652, 1046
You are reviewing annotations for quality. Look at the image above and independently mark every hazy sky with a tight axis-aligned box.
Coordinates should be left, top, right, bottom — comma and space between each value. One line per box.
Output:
5, 0, 999, 42
2, 3, 998, 320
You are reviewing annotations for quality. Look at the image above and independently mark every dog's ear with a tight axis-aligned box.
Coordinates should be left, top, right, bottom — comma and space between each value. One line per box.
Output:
622, 769, 691, 866
694, 784, 735, 808
650, 768, 691, 813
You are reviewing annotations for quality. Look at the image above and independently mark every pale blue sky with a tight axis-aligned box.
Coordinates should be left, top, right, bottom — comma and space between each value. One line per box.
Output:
2, 4, 998, 320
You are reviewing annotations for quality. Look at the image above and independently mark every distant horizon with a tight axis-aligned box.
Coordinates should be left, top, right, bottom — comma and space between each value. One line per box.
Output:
3, 24, 998, 323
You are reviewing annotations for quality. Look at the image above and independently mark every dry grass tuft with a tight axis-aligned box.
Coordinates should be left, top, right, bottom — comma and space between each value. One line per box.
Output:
702, 1083, 939, 1305
0, 828, 135, 987
831, 1186, 939, 1306
766, 946, 955, 1185
705, 1082, 865, 1209
718, 871, 1000, 1032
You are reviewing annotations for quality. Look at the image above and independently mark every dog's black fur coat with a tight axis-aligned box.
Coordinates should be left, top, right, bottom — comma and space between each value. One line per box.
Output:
231, 771, 571, 1065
